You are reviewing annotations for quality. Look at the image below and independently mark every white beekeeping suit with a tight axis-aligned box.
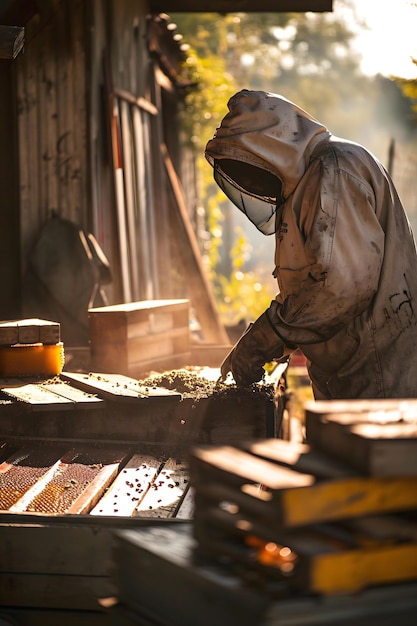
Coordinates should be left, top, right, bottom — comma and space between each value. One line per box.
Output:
206, 89, 417, 400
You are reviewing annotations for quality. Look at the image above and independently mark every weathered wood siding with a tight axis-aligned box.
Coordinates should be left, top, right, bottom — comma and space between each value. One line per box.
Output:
16, 0, 88, 270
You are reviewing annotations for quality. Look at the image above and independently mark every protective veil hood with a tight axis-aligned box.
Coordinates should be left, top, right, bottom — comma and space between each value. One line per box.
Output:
205, 90, 331, 229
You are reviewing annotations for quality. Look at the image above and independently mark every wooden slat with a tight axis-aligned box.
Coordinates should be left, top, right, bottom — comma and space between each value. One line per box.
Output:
1, 383, 74, 409
67, 462, 120, 514
40, 381, 104, 407
242, 438, 354, 479
61, 371, 182, 401
135, 458, 189, 518
90, 453, 161, 517
149, 0, 333, 11
0, 572, 114, 611
175, 485, 194, 519
0, 379, 103, 410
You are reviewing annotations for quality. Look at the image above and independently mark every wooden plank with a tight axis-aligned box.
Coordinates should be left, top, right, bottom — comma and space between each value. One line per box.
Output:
0, 318, 60, 345
90, 453, 161, 517
242, 438, 354, 479
0, 572, 114, 611
0, 379, 103, 410
149, 0, 333, 11
1, 382, 76, 410
40, 380, 104, 407
91, 326, 190, 366
67, 463, 120, 514
0, 606, 106, 626
134, 458, 189, 518
86, 372, 182, 400
88, 299, 190, 343
175, 485, 194, 519
120, 99, 140, 300
61, 371, 182, 401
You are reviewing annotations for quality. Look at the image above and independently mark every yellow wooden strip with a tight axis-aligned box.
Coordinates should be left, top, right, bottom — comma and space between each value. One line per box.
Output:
311, 542, 417, 594
282, 475, 417, 527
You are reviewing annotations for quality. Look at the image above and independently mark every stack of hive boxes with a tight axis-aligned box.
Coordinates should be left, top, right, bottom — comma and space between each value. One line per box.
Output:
189, 398, 417, 596
0, 318, 64, 377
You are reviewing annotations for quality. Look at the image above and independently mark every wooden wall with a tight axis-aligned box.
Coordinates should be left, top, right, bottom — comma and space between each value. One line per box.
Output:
16, 0, 88, 270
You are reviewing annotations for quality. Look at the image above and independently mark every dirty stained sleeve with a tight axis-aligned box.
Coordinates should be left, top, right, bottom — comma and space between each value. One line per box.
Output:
269, 168, 385, 347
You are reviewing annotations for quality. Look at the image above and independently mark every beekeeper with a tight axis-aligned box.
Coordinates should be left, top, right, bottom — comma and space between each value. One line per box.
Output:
206, 89, 417, 400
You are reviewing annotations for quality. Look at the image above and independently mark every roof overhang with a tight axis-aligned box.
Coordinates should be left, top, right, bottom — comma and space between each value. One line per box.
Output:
150, 0, 332, 13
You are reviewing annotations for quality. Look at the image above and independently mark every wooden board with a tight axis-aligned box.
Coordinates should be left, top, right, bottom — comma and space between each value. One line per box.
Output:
135, 457, 189, 518
0, 378, 103, 410
90, 453, 161, 517
61, 371, 182, 402
305, 405, 417, 476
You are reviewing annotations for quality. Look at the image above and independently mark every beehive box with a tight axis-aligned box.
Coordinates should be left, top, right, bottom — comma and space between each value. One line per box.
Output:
110, 523, 417, 626
0, 368, 277, 624
88, 299, 192, 377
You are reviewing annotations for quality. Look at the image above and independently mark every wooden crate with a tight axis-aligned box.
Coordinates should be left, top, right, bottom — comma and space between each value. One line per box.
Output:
0, 369, 275, 620
88, 299, 191, 377
0, 440, 192, 619
0, 370, 275, 448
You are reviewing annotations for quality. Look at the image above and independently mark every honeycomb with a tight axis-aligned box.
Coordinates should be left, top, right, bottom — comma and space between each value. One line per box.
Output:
0, 447, 65, 511
26, 462, 103, 514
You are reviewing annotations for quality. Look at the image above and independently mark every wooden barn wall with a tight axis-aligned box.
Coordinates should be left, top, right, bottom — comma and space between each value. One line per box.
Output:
0, 60, 20, 319
89, 0, 178, 305
8, 0, 197, 341
16, 0, 88, 273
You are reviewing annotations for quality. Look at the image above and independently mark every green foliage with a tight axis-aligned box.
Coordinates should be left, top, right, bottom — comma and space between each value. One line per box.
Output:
215, 228, 275, 325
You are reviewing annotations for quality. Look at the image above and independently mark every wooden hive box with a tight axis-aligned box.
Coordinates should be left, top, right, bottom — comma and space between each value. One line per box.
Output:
88, 299, 191, 377
188, 438, 417, 596
0, 368, 277, 623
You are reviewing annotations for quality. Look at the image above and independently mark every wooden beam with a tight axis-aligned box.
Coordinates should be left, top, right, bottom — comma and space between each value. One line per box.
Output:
0, 24, 24, 59
150, 0, 332, 13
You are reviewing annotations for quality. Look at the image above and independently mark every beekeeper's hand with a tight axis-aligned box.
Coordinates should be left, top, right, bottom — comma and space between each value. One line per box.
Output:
220, 311, 287, 386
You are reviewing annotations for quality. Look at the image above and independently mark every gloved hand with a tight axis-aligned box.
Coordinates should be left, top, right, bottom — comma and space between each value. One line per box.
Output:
220, 311, 286, 386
